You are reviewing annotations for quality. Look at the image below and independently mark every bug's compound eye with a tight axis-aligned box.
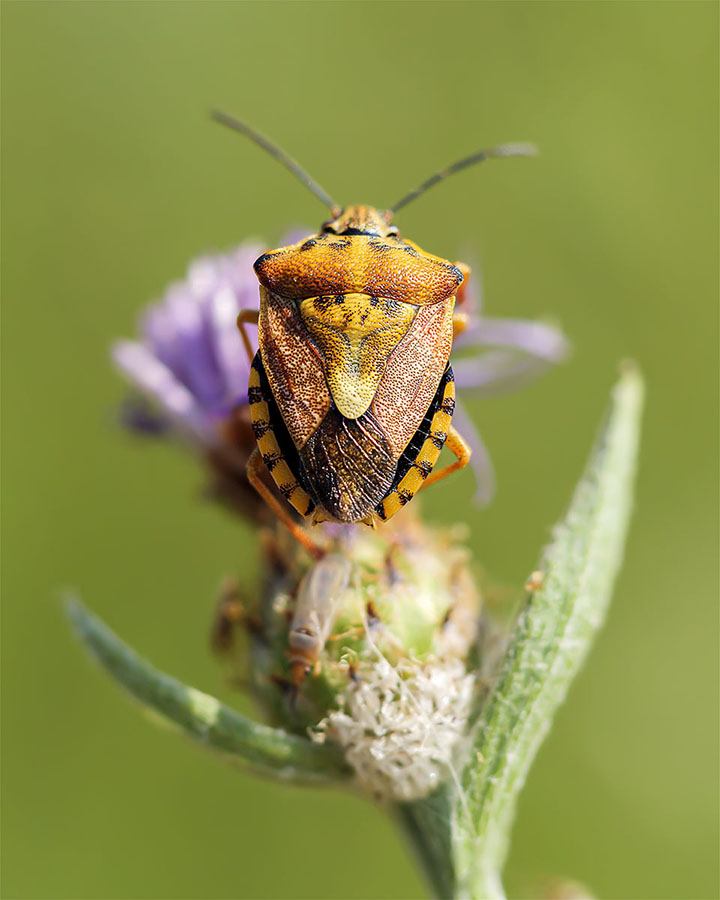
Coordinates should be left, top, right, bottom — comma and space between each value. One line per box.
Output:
386, 226, 400, 237
321, 221, 338, 234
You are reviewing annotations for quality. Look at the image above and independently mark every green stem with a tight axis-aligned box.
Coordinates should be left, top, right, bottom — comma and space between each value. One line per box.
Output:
396, 786, 457, 899
67, 600, 351, 783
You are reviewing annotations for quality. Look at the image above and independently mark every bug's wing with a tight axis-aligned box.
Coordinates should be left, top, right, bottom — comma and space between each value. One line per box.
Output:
258, 286, 332, 449
372, 298, 455, 456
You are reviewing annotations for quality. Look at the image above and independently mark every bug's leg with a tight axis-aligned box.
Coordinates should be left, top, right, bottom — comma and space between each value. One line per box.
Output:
237, 309, 260, 366
453, 263, 472, 339
453, 309, 469, 339
420, 426, 472, 490
327, 626, 364, 642
246, 448, 325, 560
455, 262, 471, 307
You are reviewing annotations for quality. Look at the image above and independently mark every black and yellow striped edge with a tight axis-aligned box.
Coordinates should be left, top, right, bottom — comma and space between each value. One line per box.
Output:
248, 355, 315, 519
376, 370, 455, 522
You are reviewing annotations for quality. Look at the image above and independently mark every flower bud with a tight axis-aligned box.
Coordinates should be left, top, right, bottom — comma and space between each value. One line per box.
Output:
217, 511, 481, 801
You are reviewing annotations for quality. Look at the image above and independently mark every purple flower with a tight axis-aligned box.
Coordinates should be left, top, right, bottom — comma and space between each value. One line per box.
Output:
112, 236, 568, 512
113, 242, 264, 446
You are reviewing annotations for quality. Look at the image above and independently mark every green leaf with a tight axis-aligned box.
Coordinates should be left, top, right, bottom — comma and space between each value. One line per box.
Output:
67, 599, 352, 783
400, 364, 643, 900
454, 363, 644, 898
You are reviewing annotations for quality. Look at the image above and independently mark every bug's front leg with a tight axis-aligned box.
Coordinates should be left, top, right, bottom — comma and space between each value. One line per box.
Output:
420, 425, 472, 490
246, 447, 325, 560
237, 309, 260, 366
453, 262, 472, 338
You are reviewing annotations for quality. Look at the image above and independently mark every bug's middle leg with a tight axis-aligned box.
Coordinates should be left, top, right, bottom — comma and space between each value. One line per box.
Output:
453, 262, 472, 338
246, 448, 324, 560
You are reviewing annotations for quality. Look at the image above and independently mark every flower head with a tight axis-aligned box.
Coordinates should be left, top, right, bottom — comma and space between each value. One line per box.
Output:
218, 510, 482, 802
317, 655, 476, 802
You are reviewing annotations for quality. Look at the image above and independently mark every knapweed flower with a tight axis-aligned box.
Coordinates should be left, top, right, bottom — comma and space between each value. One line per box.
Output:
112, 235, 568, 512
109, 230, 569, 800
76, 216, 641, 900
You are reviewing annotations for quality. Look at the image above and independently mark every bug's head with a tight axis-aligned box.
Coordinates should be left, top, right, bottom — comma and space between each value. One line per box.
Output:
321, 205, 399, 239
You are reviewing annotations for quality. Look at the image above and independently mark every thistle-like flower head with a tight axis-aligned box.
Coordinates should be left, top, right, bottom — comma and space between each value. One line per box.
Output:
71, 216, 642, 900
109, 233, 570, 797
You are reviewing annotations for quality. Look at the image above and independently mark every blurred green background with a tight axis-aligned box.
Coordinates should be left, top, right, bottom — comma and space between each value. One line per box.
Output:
2, 3, 717, 898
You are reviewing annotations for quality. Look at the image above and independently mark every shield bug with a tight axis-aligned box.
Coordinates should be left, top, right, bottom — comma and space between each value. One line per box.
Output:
213, 112, 536, 557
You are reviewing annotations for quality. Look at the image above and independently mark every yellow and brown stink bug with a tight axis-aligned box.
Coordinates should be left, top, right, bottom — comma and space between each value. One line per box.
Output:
213, 113, 536, 558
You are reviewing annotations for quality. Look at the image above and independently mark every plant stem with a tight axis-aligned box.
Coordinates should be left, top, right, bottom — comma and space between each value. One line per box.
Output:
396, 786, 457, 899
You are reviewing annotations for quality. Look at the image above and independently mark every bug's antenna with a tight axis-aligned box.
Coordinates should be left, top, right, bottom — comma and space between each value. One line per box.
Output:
388, 142, 538, 216
211, 110, 340, 213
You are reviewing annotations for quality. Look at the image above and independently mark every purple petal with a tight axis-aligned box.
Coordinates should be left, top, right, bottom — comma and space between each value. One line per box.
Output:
161, 287, 227, 409
452, 398, 495, 507
453, 319, 569, 395
219, 244, 264, 305
112, 340, 216, 443
207, 283, 254, 406
454, 317, 569, 360
454, 351, 551, 394
141, 299, 184, 375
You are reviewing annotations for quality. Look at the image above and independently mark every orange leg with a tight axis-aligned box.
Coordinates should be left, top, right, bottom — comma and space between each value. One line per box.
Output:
237, 309, 259, 366
420, 426, 472, 490
327, 626, 364, 642
246, 447, 325, 560
455, 261, 472, 307
453, 309, 469, 339
453, 262, 472, 338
